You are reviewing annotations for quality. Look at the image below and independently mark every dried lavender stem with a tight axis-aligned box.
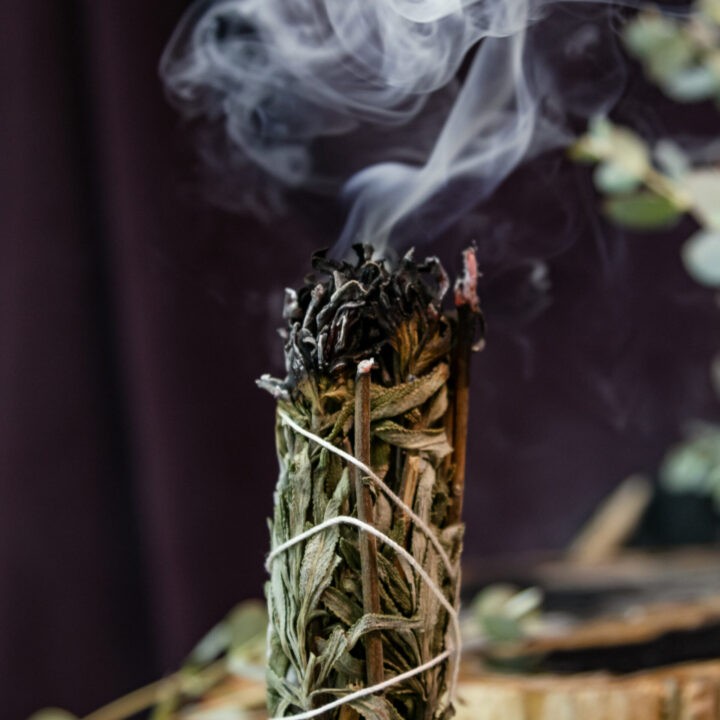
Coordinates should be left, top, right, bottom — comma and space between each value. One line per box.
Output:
354, 359, 384, 688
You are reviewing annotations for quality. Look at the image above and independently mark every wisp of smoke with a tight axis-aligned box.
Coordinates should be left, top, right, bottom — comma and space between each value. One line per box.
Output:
160, 0, 628, 253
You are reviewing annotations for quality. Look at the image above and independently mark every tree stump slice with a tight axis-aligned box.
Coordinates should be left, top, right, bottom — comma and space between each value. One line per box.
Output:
179, 661, 720, 720
453, 661, 720, 720
179, 552, 720, 719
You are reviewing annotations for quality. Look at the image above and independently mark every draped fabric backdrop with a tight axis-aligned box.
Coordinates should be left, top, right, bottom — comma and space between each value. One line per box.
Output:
2, 2, 719, 717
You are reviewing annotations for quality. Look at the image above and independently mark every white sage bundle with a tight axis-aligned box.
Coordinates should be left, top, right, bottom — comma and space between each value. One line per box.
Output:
259, 246, 481, 720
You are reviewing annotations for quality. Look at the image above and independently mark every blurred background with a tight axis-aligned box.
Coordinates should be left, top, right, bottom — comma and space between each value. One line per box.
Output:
2, 1, 720, 718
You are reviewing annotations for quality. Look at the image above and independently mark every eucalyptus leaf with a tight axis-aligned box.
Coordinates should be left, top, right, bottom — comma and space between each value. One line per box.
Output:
664, 65, 720, 102
573, 118, 650, 181
624, 2, 720, 106
662, 444, 715, 494
699, 0, 720, 24
623, 12, 678, 57
661, 425, 720, 506
647, 34, 695, 83
568, 115, 613, 162
473, 584, 543, 645
683, 169, 720, 229
654, 140, 691, 179
503, 586, 544, 620
604, 191, 684, 229
188, 619, 232, 667
481, 615, 526, 643
623, 11, 694, 83
568, 139, 600, 163
606, 129, 650, 179
682, 229, 720, 286
228, 601, 269, 648
593, 161, 642, 194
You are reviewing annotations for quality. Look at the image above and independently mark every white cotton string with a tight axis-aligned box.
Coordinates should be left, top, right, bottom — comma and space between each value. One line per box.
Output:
277, 410, 455, 577
266, 515, 461, 720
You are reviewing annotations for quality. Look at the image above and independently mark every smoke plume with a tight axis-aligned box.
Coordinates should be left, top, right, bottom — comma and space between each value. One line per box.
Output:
160, 0, 628, 252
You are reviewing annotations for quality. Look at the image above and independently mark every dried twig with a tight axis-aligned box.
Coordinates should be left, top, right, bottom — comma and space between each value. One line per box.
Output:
448, 248, 482, 526
354, 359, 384, 687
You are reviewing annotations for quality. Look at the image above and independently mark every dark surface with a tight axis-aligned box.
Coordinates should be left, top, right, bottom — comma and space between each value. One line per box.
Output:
541, 623, 720, 674
2, 2, 720, 717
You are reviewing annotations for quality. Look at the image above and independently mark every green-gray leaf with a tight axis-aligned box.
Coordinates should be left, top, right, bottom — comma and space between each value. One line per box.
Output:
647, 34, 695, 83
593, 162, 643, 194
604, 192, 684, 229
682, 230, 720, 287
664, 65, 720, 102
684, 169, 720, 230
482, 615, 526, 643
654, 140, 690, 179
623, 13, 678, 57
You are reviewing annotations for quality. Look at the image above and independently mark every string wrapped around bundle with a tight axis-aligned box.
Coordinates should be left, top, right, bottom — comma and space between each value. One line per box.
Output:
258, 245, 482, 720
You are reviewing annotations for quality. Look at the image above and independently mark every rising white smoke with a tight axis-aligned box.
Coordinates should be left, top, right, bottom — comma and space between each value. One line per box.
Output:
160, 0, 628, 252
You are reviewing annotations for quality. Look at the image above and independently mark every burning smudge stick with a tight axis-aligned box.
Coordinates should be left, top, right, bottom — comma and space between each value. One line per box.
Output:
259, 246, 482, 719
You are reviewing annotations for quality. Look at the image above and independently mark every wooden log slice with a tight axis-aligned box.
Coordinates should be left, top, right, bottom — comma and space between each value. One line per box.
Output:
179, 661, 720, 720
177, 552, 720, 719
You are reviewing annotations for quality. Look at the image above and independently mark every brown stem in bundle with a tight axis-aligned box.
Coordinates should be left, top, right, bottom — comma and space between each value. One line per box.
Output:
447, 305, 473, 525
448, 249, 481, 526
354, 359, 384, 688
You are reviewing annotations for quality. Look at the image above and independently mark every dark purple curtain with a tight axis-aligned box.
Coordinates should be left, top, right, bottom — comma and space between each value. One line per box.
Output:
2, 2, 718, 717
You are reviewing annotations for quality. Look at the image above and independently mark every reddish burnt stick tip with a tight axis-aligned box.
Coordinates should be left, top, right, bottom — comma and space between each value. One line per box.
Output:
454, 246, 481, 314
448, 247, 482, 525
